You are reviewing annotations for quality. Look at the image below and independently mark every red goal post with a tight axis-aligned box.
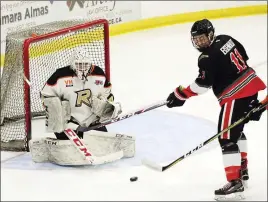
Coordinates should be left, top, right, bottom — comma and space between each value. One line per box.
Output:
0, 19, 110, 151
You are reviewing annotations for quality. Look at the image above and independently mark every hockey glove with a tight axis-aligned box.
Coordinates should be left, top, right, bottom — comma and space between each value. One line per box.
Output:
166, 86, 187, 108
101, 101, 122, 122
244, 99, 267, 123
91, 95, 122, 122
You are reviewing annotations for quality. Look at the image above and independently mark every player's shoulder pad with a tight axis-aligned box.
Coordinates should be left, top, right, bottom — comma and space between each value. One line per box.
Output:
47, 66, 75, 86
90, 65, 111, 87
89, 65, 111, 87
198, 53, 213, 71
215, 34, 232, 40
214, 34, 236, 46
198, 53, 209, 62
90, 65, 106, 77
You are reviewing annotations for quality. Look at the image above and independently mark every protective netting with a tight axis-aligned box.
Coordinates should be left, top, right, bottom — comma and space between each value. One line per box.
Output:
0, 19, 109, 151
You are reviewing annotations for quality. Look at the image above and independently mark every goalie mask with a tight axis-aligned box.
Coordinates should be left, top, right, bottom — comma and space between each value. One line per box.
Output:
71, 49, 92, 81
191, 19, 215, 52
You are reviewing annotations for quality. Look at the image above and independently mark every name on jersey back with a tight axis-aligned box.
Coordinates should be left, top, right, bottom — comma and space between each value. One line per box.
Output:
220, 39, 235, 55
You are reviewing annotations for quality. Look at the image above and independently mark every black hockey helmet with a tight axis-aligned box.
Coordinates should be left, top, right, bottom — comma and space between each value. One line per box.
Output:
191, 19, 215, 52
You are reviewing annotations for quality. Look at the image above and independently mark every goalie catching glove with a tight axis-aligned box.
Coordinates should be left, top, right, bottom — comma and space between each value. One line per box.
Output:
91, 95, 122, 122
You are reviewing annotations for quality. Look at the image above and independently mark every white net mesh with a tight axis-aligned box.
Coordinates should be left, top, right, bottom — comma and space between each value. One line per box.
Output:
0, 19, 110, 151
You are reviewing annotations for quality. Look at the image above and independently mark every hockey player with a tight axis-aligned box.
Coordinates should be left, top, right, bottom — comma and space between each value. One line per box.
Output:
165, 19, 266, 200
40, 48, 122, 138
29, 48, 135, 166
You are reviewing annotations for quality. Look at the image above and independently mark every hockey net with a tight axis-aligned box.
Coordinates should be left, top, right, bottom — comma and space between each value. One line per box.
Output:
0, 19, 110, 151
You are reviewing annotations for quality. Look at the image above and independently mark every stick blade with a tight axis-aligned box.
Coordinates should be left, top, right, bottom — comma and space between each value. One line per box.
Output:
141, 158, 163, 172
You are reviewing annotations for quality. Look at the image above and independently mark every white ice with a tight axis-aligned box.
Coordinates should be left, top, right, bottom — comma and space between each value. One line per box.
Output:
1, 15, 267, 201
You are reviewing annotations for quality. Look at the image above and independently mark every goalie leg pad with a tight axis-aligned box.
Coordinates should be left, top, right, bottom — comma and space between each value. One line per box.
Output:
84, 130, 135, 158
29, 129, 135, 166
29, 132, 133, 166
29, 138, 49, 163
29, 137, 94, 166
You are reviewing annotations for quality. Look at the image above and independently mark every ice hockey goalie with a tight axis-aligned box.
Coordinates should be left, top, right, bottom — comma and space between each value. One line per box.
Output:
29, 48, 135, 166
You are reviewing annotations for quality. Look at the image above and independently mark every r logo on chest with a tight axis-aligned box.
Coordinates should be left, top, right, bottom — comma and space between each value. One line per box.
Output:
75, 89, 92, 107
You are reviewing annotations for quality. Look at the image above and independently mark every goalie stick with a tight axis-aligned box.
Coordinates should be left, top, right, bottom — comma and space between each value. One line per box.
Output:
62, 100, 168, 165
77, 100, 169, 132
63, 128, 123, 165
142, 96, 268, 172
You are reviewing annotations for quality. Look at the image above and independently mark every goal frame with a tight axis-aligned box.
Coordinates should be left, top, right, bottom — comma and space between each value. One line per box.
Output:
22, 19, 110, 151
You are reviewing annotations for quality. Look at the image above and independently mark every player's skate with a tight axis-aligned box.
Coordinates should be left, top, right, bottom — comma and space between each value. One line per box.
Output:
240, 159, 249, 189
214, 179, 245, 201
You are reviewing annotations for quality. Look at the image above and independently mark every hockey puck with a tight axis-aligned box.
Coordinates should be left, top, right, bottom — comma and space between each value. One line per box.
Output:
130, 176, 138, 182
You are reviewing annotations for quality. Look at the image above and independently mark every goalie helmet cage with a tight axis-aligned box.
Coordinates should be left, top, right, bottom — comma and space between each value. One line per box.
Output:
0, 19, 110, 151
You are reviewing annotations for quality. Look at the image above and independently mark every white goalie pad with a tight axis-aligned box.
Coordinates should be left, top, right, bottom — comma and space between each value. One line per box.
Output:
62, 100, 71, 123
85, 130, 135, 158
29, 131, 135, 166
43, 97, 71, 133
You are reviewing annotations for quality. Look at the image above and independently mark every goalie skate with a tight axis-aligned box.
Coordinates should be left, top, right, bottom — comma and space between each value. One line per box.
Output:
214, 179, 245, 201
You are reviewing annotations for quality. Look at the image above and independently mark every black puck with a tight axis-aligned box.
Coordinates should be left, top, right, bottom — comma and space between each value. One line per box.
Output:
130, 176, 138, 182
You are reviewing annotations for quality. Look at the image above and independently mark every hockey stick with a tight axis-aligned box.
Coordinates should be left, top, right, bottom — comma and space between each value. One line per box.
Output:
66, 101, 168, 164
63, 128, 123, 165
142, 96, 268, 172
77, 100, 169, 132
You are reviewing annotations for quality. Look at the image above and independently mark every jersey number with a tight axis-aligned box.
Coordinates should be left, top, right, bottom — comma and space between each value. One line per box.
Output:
230, 48, 247, 73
